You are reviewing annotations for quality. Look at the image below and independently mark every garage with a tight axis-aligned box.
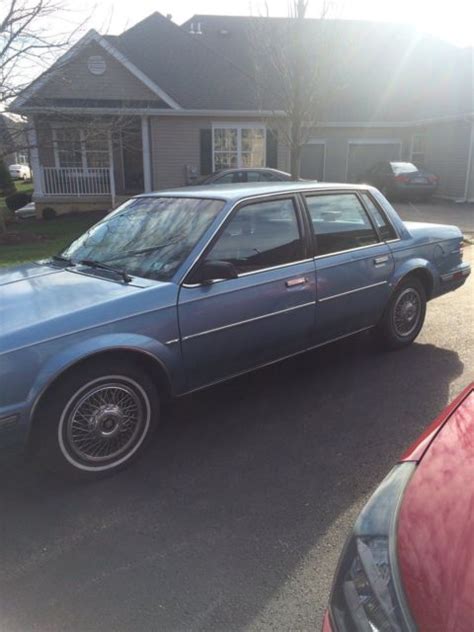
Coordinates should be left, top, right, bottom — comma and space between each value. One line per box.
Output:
346, 141, 402, 183
301, 142, 325, 181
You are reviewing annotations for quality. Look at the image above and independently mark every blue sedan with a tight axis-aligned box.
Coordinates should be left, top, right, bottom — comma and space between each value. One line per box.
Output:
0, 183, 470, 477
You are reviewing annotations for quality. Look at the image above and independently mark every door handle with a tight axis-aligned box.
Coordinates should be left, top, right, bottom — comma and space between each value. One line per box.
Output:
374, 256, 389, 266
286, 276, 307, 288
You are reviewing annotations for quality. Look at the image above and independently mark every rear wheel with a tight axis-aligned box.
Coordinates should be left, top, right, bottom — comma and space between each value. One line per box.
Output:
34, 360, 159, 479
375, 278, 426, 350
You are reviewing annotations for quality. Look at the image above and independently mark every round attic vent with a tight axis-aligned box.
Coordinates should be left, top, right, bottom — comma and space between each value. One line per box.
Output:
87, 55, 106, 75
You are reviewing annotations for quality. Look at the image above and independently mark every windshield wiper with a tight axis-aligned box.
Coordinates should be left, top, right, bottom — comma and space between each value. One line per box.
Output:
79, 259, 132, 283
106, 237, 185, 262
51, 254, 75, 266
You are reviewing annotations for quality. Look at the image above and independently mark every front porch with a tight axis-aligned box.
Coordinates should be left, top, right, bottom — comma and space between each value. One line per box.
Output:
30, 114, 153, 215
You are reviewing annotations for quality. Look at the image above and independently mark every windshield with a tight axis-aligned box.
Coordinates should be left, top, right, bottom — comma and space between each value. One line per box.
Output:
61, 197, 225, 281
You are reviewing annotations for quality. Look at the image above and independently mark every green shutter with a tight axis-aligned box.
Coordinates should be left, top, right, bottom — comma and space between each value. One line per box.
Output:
200, 129, 212, 175
266, 129, 278, 168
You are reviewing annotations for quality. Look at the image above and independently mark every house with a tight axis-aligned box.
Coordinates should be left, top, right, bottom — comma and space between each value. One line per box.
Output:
10, 12, 474, 217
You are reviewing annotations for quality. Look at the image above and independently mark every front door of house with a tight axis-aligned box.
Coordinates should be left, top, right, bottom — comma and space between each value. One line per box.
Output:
121, 126, 144, 193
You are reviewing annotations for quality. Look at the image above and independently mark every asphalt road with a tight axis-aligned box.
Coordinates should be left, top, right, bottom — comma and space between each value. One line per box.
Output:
1, 250, 473, 632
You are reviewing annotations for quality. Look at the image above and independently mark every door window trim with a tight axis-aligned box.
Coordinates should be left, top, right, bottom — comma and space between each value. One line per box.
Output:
181, 193, 309, 286
300, 190, 384, 259
357, 190, 400, 242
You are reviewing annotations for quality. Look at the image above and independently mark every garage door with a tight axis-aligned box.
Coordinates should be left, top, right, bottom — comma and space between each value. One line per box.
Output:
301, 143, 325, 181
346, 142, 401, 183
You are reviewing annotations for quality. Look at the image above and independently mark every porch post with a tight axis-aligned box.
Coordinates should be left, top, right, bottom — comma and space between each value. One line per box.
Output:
108, 131, 116, 208
141, 115, 152, 192
27, 119, 43, 196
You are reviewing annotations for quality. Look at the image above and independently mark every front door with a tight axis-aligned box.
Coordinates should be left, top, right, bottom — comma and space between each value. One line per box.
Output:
303, 192, 394, 342
178, 196, 316, 391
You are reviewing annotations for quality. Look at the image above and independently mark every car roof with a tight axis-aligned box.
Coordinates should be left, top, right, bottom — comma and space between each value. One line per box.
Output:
213, 167, 290, 174
137, 181, 370, 203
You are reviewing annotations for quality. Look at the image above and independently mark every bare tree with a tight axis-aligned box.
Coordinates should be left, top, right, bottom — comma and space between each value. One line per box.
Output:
0, 0, 87, 104
0, 0, 89, 231
251, 0, 341, 178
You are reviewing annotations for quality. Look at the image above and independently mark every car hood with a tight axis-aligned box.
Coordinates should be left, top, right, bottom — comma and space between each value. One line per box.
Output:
0, 261, 163, 354
397, 387, 474, 632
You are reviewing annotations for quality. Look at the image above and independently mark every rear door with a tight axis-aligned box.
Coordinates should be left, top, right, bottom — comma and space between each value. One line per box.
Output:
178, 195, 316, 390
303, 191, 394, 343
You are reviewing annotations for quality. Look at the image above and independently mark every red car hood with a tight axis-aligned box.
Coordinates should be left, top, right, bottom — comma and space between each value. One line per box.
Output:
397, 385, 474, 632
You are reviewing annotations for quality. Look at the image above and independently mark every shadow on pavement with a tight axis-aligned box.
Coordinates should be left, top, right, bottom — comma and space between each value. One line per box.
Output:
0, 335, 464, 631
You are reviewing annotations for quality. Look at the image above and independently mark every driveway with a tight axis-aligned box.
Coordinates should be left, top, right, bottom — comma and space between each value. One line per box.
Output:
0, 249, 473, 632
393, 199, 474, 237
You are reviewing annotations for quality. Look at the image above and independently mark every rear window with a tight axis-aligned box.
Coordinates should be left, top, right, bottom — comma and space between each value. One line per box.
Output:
361, 193, 397, 241
390, 162, 418, 175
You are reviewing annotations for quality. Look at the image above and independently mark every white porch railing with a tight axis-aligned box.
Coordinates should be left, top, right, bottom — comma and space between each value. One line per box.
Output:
42, 167, 111, 196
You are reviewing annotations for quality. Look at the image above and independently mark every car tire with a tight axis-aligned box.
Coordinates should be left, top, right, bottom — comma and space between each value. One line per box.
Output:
33, 360, 160, 479
375, 277, 426, 350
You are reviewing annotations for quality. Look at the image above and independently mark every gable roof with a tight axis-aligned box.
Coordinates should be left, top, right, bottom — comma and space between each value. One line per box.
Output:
104, 13, 260, 110
184, 15, 472, 121
12, 12, 472, 122
13, 28, 181, 110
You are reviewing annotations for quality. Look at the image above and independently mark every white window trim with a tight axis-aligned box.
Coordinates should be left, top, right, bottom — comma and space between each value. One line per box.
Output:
52, 126, 110, 170
410, 132, 426, 164
211, 122, 266, 171
345, 139, 402, 181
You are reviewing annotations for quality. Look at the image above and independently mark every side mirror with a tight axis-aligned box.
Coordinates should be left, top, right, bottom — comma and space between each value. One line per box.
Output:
191, 260, 238, 285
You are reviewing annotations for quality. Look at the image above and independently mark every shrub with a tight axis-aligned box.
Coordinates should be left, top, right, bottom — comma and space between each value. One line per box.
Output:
42, 207, 57, 220
5, 191, 32, 211
0, 159, 16, 196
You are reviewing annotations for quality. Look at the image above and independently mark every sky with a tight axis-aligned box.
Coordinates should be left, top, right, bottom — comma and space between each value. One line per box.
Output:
70, 0, 474, 47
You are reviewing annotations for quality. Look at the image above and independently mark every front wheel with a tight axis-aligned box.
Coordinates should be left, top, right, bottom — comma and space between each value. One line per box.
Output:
34, 360, 159, 478
375, 278, 426, 350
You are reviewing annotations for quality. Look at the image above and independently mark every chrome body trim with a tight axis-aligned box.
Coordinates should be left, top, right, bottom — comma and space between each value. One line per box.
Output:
181, 326, 374, 396
313, 242, 384, 261
182, 301, 316, 341
318, 281, 388, 303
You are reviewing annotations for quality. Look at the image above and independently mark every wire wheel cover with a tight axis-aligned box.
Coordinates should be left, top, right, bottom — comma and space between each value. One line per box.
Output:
65, 382, 146, 463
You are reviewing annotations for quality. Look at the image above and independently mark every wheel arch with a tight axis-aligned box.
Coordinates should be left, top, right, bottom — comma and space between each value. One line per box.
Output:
392, 259, 435, 299
28, 344, 173, 449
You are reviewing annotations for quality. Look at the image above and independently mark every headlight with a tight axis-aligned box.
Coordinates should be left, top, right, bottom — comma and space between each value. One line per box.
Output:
328, 463, 416, 632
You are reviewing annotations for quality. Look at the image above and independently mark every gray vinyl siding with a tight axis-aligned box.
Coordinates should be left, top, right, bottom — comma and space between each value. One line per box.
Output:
304, 127, 412, 183
422, 120, 471, 199
149, 116, 288, 189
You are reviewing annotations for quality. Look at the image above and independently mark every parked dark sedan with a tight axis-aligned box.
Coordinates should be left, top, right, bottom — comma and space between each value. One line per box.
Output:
195, 167, 295, 185
359, 161, 439, 200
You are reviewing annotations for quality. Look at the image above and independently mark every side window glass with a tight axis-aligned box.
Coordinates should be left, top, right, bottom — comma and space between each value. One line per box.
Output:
205, 198, 304, 274
361, 193, 397, 241
305, 193, 378, 256
246, 171, 262, 182
232, 171, 247, 183
214, 172, 234, 184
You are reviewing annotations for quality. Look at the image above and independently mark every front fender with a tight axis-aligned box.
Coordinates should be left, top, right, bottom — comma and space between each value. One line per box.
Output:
25, 333, 183, 427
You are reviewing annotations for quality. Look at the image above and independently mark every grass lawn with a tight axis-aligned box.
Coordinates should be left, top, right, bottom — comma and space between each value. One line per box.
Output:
0, 211, 102, 267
